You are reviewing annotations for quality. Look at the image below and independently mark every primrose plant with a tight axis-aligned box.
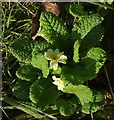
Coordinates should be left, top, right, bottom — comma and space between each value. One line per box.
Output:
10, 10, 106, 116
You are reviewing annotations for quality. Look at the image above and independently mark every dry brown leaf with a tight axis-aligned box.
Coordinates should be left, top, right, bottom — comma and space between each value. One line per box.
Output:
42, 2, 60, 16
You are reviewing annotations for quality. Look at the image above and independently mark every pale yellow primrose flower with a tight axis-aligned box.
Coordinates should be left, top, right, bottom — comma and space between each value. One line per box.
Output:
44, 49, 67, 70
52, 76, 65, 91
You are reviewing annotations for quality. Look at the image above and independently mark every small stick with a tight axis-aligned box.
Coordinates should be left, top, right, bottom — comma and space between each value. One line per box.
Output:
88, 2, 114, 10
91, 112, 94, 120
0, 107, 9, 119
4, 34, 12, 39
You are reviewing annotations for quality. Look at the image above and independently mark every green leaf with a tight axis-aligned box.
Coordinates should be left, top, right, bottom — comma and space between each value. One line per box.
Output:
72, 14, 103, 40
12, 80, 31, 101
80, 47, 107, 74
39, 12, 69, 44
81, 90, 105, 114
63, 84, 93, 105
10, 38, 33, 63
32, 41, 50, 55
69, 4, 86, 18
30, 78, 60, 107
31, 41, 50, 78
31, 53, 49, 78
71, 14, 104, 51
80, 24, 104, 51
61, 47, 106, 85
73, 40, 80, 63
56, 98, 77, 116
61, 63, 92, 85
39, 12, 70, 51
16, 64, 39, 82
71, 14, 104, 64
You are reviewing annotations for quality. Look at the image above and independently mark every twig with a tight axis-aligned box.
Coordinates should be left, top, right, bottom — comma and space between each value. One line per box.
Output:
0, 106, 9, 119
4, 34, 12, 40
104, 65, 114, 101
87, 2, 114, 10
91, 112, 94, 120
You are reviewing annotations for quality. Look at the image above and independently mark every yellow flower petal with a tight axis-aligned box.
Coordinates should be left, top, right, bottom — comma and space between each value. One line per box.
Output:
58, 55, 67, 64
52, 75, 57, 80
50, 61, 58, 70
45, 49, 54, 60
54, 49, 59, 55
44, 52, 51, 60
52, 76, 65, 91
47, 49, 53, 55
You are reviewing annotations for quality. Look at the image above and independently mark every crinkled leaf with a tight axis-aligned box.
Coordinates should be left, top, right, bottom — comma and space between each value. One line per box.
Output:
56, 98, 77, 116
71, 14, 104, 51
80, 47, 107, 74
73, 40, 80, 63
16, 65, 39, 82
80, 24, 104, 51
63, 84, 93, 105
12, 80, 31, 101
86, 48, 106, 72
72, 14, 103, 40
39, 12, 69, 43
10, 38, 33, 63
39, 12, 70, 51
32, 41, 50, 55
81, 90, 105, 114
30, 78, 60, 107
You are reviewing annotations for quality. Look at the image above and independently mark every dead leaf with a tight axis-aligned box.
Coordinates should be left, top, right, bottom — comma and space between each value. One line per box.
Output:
42, 2, 60, 16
